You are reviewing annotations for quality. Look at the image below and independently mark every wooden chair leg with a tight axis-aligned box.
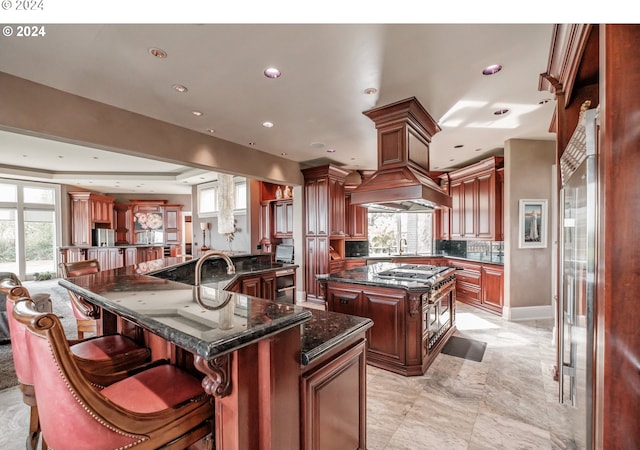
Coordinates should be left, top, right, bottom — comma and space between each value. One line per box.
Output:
27, 404, 40, 450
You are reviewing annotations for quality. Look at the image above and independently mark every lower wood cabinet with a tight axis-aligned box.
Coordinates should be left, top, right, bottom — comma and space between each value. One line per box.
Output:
86, 247, 124, 271
344, 258, 366, 270
326, 282, 442, 376
448, 260, 503, 314
301, 338, 367, 450
227, 272, 278, 301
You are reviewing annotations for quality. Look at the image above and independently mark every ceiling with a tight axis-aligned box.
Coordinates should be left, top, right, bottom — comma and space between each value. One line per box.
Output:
0, 24, 557, 195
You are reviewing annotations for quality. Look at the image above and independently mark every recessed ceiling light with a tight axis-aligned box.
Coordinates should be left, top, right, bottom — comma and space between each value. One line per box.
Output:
364, 87, 378, 95
262, 121, 274, 128
327, 148, 336, 153
173, 84, 188, 93
454, 144, 464, 149
93, 156, 99, 159
264, 67, 281, 79
482, 64, 502, 75
148, 47, 167, 59
538, 98, 552, 105
207, 128, 216, 134
57, 155, 64, 158
351, 157, 356, 161
22, 154, 27, 157
475, 148, 482, 152
493, 108, 510, 115
449, 159, 455, 162
310, 142, 325, 149
192, 111, 203, 116
280, 152, 287, 156
249, 142, 256, 146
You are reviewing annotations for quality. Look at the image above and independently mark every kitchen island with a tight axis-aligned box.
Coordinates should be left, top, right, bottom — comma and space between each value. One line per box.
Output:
59, 254, 372, 450
323, 262, 457, 377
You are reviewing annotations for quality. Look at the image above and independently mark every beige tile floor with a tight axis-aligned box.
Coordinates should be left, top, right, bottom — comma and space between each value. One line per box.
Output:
0, 300, 582, 449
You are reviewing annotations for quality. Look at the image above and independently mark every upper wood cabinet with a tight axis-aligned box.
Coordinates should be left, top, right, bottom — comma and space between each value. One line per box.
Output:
69, 192, 115, 246
273, 199, 294, 238
447, 156, 504, 241
303, 165, 349, 237
113, 203, 132, 245
344, 185, 368, 240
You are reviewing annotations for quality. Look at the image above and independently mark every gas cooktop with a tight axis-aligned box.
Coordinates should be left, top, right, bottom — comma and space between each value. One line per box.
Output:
376, 264, 451, 282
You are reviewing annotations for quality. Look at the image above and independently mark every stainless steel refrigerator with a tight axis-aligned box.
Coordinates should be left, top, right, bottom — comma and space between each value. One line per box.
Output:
558, 106, 599, 449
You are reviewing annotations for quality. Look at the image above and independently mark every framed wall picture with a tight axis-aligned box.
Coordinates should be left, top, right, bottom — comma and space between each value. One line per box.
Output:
518, 199, 548, 248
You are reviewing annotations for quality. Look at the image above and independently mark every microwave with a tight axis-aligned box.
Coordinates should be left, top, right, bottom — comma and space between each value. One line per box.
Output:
93, 229, 115, 247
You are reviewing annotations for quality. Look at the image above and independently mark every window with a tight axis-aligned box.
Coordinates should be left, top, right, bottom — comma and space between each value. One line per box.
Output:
0, 179, 60, 279
198, 176, 247, 217
368, 212, 434, 256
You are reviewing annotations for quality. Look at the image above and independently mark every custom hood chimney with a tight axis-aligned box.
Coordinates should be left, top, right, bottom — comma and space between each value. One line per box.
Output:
350, 97, 451, 211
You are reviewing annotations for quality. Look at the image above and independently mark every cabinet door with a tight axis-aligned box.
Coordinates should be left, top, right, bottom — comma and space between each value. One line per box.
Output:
362, 289, 406, 364
164, 205, 182, 244
301, 339, 366, 450
241, 275, 261, 298
316, 178, 329, 235
114, 204, 132, 245
346, 194, 368, 239
274, 200, 293, 238
305, 181, 318, 235
71, 198, 91, 246
462, 178, 477, 238
496, 169, 504, 241
344, 259, 366, 270
476, 172, 494, 239
437, 207, 450, 240
449, 182, 463, 238
481, 265, 504, 312
261, 273, 276, 301
124, 247, 138, 267
327, 286, 362, 316
329, 178, 345, 236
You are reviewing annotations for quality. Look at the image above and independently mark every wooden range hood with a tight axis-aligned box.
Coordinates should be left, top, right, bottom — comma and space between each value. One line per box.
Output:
350, 97, 452, 210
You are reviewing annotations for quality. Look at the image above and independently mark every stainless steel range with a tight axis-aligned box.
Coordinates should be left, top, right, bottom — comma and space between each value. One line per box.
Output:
377, 264, 457, 350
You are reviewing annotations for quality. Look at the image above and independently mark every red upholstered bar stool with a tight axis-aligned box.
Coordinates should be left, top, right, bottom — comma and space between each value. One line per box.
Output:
58, 259, 103, 338
1, 278, 152, 450
13, 298, 214, 450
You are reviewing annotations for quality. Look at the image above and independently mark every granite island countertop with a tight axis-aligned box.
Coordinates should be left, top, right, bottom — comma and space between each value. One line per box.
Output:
362, 252, 504, 265
59, 255, 371, 366
322, 262, 453, 292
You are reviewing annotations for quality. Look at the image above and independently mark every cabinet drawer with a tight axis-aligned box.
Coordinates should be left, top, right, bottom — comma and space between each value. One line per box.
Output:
455, 270, 481, 285
456, 281, 481, 301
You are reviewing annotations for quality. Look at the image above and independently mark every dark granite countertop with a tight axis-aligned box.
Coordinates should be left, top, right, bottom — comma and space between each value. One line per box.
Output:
59, 265, 311, 361
323, 262, 448, 292
364, 253, 504, 266
300, 309, 372, 365
59, 255, 368, 366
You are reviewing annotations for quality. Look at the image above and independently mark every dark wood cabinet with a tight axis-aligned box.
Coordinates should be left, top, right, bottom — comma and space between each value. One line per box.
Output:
344, 192, 368, 240
448, 259, 503, 314
481, 265, 504, 311
113, 203, 132, 245
326, 282, 453, 376
240, 275, 261, 298
260, 272, 276, 301
68, 192, 115, 246
446, 157, 503, 241
449, 181, 463, 238
273, 199, 293, 238
303, 165, 350, 303
301, 339, 367, 450
344, 259, 366, 270
327, 285, 362, 316
362, 288, 406, 365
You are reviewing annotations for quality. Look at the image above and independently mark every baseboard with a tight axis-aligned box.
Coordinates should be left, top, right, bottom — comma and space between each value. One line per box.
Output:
504, 304, 554, 321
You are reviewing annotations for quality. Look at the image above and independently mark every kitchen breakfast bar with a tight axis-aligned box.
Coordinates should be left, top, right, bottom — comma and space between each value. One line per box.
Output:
59, 254, 372, 450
